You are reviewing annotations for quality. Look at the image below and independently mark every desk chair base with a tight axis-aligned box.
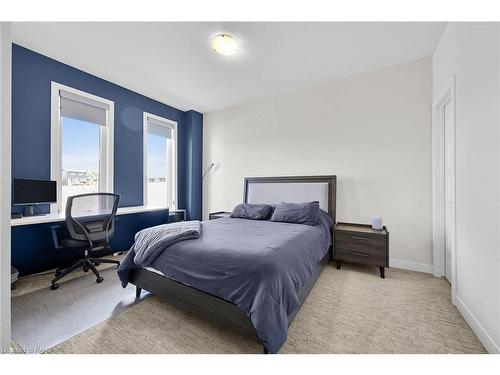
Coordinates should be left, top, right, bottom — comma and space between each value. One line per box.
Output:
51, 257, 120, 290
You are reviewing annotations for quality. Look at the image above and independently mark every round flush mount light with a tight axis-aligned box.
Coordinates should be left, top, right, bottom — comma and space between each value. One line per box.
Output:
211, 34, 239, 56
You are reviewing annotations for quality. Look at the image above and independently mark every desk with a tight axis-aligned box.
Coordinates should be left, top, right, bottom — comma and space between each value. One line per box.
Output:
11, 206, 184, 276
11, 205, 183, 226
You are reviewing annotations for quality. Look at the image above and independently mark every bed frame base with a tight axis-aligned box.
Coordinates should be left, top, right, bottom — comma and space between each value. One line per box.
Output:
134, 281, 269, 354
128, 250, 330, 354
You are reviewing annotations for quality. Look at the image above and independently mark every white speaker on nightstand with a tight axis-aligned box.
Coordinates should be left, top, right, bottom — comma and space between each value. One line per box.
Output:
371, 216, 383, 230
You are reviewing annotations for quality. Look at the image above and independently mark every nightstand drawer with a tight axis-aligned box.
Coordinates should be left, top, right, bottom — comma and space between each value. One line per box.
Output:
339, 252, 386, 266
335, 231, 386, 255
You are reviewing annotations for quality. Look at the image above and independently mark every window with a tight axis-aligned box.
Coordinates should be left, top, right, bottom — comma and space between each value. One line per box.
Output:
51, 82, 114, 213
143, 112, 177, 208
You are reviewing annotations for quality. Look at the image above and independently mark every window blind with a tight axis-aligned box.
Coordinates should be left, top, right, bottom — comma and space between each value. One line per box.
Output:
147, 116, 174, 139
59, 89, 109, 126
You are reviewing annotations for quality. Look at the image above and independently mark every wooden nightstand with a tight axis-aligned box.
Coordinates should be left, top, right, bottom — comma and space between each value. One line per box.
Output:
209, 211, 232, 220
334, 222, 389, 278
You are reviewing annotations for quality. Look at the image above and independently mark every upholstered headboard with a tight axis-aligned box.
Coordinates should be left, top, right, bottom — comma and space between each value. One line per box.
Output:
243, 175, 337, 223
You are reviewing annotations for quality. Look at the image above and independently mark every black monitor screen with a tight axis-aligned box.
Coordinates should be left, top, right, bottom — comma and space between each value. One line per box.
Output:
13, 179, 57, 205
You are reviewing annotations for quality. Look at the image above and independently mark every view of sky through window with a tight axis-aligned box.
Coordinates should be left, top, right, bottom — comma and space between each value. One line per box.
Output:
61, 117, 100, 208
147, 133, 167, 178
147, 132, 169, 206
62, 117, 100, 172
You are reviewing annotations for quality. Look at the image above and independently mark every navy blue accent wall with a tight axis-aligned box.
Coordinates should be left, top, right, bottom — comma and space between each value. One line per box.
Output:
11, 44, 203, 218
183, 110, 203, 220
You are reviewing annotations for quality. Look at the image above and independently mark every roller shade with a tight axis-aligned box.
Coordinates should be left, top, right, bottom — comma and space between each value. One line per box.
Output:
147, 116, 174, 139
60, 89, 109, 126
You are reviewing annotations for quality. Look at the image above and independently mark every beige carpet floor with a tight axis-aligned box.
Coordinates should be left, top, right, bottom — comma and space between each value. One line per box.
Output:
49, 263, 486, 354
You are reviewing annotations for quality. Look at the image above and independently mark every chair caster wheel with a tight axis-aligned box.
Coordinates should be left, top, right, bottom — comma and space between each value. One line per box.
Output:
51, 283, 59, 290
94, 262, 100, 267
96, 276, 104, 283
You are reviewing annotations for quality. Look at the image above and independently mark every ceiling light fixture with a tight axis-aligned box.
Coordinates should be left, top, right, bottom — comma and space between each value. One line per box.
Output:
211, 34, 239, 56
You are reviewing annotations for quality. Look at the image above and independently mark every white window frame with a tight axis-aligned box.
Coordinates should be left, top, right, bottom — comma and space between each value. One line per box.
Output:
143, 112, 178, 209
50, 81, 114, 213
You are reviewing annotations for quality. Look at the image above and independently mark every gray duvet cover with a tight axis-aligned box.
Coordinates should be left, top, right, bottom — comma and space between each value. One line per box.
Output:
118, 211, 333, 353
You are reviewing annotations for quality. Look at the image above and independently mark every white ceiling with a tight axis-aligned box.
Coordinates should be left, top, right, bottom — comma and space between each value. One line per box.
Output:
11, 22, 446, 113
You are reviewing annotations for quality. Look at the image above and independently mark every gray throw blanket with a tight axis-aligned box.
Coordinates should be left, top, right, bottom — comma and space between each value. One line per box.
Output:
132, 220, 201, 267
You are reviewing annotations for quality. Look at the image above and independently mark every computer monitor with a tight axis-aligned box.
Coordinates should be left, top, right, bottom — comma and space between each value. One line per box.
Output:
13, 178, 57, 216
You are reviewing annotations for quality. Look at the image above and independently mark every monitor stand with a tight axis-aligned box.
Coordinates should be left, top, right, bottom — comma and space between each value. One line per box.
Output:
24, 205, 35, 217
24, 205, 47, 217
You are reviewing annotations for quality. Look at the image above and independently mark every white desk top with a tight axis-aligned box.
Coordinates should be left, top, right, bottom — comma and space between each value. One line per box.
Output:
11, 205, 177, 227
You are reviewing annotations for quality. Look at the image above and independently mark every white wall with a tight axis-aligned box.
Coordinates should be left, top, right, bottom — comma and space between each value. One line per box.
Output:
433, 23, 500, 354
0, 22, 12, 351
204, 58, 433, 271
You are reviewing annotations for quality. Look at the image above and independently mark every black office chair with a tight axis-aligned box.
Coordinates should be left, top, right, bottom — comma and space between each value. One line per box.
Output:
51, 193, 121, 290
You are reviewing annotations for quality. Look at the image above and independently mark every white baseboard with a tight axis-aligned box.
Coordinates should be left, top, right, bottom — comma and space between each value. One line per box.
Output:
389, 258, 433, 274
455, 295, 500, 354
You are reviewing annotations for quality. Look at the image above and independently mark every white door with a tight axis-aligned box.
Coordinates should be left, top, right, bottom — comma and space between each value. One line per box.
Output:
443, 100, 454, 283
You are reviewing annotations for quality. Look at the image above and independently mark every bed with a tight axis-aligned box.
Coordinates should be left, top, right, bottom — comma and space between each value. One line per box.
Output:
118, 175, 337, 353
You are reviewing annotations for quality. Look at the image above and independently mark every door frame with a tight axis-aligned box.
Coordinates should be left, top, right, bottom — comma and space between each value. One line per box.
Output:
0, 22, 12, 352
432, 75, 457, 304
